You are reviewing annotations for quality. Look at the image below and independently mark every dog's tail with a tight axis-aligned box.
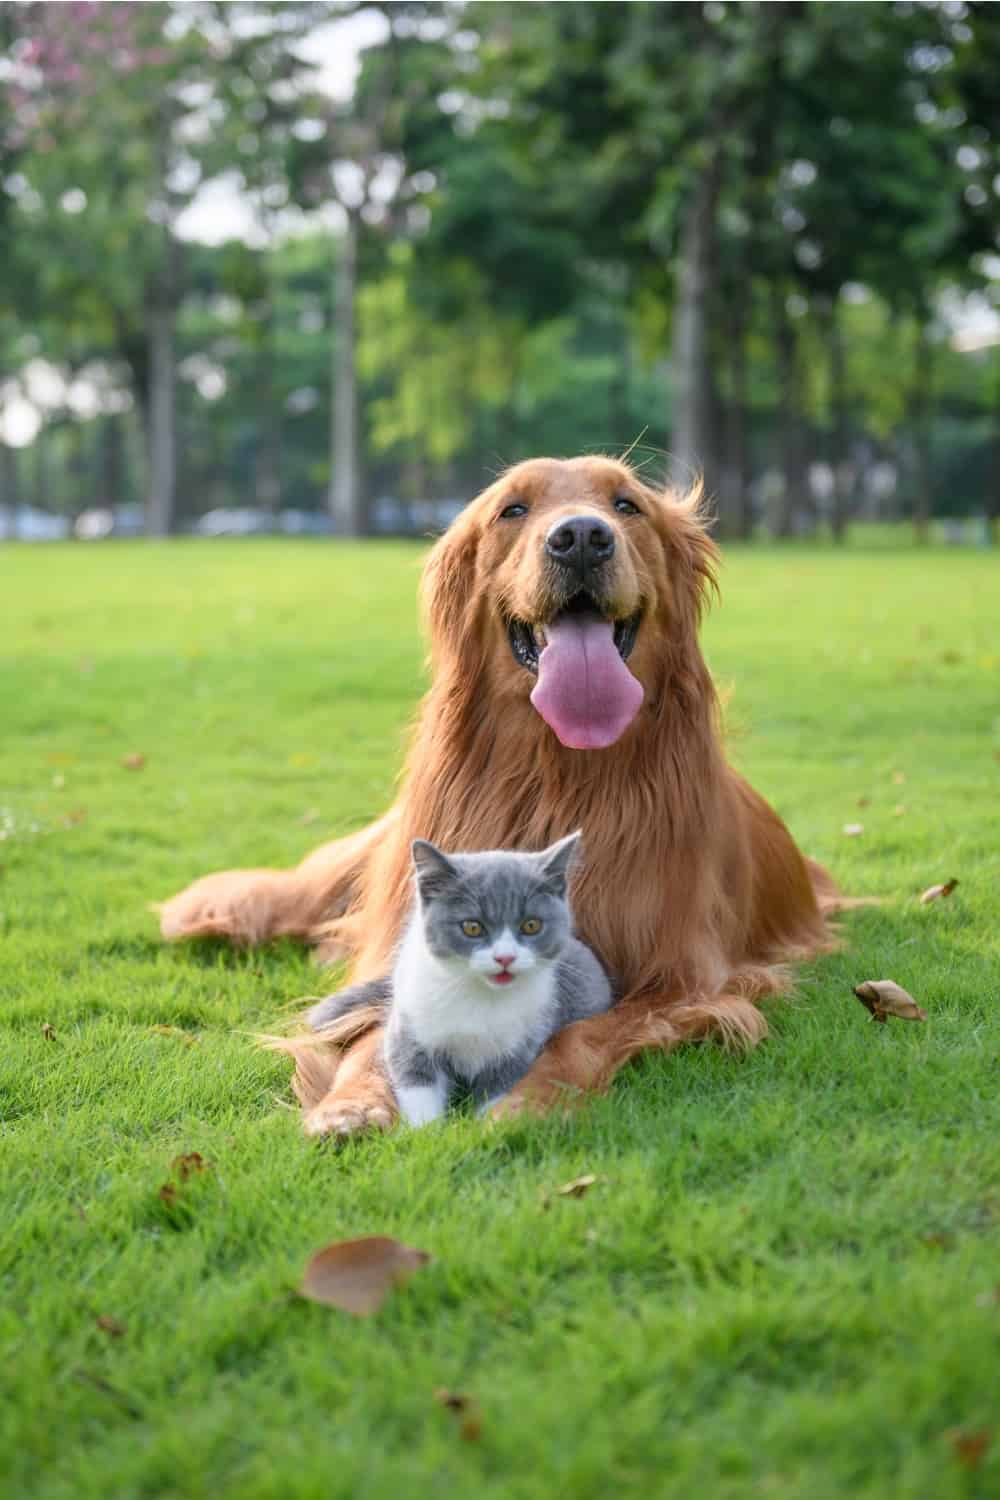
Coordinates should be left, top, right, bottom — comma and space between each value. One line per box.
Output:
258, 1000, 387, 1112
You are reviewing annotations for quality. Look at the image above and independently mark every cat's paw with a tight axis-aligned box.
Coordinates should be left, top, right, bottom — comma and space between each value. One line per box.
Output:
303, 1096, 395, 1140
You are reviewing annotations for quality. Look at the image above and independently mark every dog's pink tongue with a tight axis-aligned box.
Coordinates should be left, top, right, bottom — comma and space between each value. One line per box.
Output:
530, 613, 643, 750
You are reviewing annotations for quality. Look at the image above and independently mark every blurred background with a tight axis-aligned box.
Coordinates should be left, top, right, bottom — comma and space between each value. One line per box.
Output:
0, 0, 998, 544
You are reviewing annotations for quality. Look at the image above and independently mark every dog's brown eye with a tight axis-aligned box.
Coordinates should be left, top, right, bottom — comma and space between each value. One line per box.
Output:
461, 919, 483, 938
500, 503, 528, 520
520, 917, 542, 936
614, 497, 641, 516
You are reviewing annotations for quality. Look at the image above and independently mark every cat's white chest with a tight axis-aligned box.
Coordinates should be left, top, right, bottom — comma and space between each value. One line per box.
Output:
392, 923, 553, 1076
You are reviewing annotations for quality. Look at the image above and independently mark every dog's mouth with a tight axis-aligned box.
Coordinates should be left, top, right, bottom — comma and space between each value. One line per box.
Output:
506, 592, 645, 751
506, 591, 641, 675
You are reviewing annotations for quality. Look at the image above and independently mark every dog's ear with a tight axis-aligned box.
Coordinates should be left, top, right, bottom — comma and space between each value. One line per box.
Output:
420, 507, 481, 658
640, 476, 720, 628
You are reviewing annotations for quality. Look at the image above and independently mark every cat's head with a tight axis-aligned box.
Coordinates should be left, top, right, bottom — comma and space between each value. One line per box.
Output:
409, 833, 581, 991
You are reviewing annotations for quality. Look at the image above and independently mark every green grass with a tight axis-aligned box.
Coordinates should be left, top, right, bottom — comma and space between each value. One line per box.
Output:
2, 537, 998, 1500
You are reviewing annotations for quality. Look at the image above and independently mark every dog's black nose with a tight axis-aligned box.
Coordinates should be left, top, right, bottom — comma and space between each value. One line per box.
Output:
545, 515, 615, 573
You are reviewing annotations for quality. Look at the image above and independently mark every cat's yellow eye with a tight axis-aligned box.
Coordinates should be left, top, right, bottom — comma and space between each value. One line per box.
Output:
520, 917, 542, 936
461, 919, 483, 938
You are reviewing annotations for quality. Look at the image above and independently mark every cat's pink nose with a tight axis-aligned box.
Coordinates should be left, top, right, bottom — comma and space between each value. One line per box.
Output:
493, 953, 515, 969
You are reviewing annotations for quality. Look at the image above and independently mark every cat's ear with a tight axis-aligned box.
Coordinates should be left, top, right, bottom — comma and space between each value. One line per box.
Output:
411, 839, 460, 899
537, 830, 582, 893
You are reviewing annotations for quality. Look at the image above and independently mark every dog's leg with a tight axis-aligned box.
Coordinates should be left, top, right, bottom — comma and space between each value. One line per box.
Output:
157, 811, 397, 947
299, 1027, 398, 1139
493, 983, 772, 1118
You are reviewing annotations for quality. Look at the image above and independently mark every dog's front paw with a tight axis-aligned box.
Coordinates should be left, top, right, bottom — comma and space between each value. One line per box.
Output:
303, 1096, 395, 1140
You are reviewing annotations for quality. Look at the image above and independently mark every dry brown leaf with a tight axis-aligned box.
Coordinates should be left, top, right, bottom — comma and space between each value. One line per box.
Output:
171, 1152, 209, 1180
122, 752, 146, 771
434, 1388, 472, 1413
434, 1389, 482, 1441
158, 1182, 178, 1207
919, 878, 959, 905
41, 1022, 56, 1041
945, 1427, 992, 1470
96, 1314, 126, 1338
842, 822, 864, 838
299, 1236, 431, 1317
556, 1174, 598, 1198
853, 980, 927, 1024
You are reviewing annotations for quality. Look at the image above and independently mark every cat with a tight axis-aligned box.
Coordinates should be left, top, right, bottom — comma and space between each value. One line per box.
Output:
307, 831, 614, 1125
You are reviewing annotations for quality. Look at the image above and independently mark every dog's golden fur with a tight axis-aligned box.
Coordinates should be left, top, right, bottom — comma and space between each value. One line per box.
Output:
161, 456, 841, 1135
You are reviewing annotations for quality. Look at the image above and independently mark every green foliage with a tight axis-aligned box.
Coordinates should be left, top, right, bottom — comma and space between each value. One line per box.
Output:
1, 539, 999, 1497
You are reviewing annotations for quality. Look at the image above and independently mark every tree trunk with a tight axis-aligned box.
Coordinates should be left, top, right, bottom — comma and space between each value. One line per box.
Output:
101, 415, 123, 507
988, 347, 1000, 546
610, 266, 632, 452
828, 299, 850, 543
670, 148, 724, 500
33, 426, 50, 511
721, 282, 752, 540
254, 292, 281, 515
329, 208, 364, 536
910, 320, 933, 545
771, 286, 810, 538
0, 443, 18, 516
146, 282, 176, 538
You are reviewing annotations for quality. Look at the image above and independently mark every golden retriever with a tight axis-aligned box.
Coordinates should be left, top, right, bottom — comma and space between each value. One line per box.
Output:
160, 457, 840, 1135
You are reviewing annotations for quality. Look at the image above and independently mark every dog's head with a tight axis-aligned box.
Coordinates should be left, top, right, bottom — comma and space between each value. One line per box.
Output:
421, 457, 718, 751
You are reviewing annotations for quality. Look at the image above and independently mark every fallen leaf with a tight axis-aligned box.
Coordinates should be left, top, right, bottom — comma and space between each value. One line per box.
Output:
41, 1022, 56, 1041
121, 753, 146, 771
842, 822, 864, 837
920, 878, 959, 905
299, 807, 321, 826
158, 1182, 179, 1207
299, 1236, 431, 1317
892, 769, 906, 785
434, 1388, 472, 1413
945, 1427, 992, 1470
856, 796, 870, 808
170, 1152, 209, 1180
434, 1389, 482, 1441
556, 1174, 599, 1198
96, 1315, 126, 1338
853, 980, 927, 1024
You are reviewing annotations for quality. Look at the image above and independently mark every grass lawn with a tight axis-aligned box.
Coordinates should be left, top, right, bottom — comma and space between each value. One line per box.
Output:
1, 535, 998, 1500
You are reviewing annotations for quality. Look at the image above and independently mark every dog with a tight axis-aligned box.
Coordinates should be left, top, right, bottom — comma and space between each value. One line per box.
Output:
160, 456, 841, 1136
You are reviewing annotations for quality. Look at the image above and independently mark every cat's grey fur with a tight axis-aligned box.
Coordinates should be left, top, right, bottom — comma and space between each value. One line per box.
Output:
308, 832, 613, 1124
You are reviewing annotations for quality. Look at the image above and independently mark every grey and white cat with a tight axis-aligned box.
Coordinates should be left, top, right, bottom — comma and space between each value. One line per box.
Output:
308, 832, 613, 1125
